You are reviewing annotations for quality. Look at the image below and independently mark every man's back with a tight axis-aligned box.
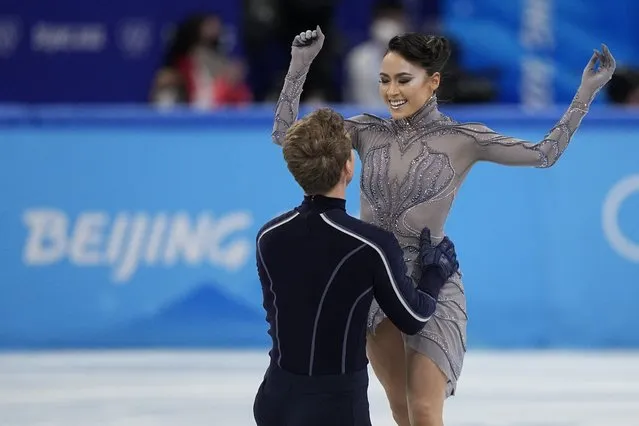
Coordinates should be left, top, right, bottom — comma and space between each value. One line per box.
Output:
255, 105, 457, 426
257, 194, 437, 376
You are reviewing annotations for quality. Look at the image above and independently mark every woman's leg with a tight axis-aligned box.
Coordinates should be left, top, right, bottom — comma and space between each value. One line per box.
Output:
405, 348, 447, 426
368, 272, 467, 426
366, 318, 410, 426
404, 273, 468, 426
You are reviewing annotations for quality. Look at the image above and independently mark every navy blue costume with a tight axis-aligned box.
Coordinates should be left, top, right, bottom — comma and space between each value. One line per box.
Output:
253, 194, 454, 426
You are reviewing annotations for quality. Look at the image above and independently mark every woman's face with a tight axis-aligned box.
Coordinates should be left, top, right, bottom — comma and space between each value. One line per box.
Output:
200, 16, 222, 47
379, 51, 440, 119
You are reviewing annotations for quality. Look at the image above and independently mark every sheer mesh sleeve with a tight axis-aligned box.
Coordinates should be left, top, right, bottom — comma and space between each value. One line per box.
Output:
271, 64, 310, 146
271, 62, 366, 151
345, 115, 372, 152
466, 91, 593, 168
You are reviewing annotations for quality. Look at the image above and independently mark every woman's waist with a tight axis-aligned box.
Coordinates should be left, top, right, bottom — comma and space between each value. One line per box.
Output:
394, 229, 446, 248
359, 196, 451, 237
360, 216, 445, 241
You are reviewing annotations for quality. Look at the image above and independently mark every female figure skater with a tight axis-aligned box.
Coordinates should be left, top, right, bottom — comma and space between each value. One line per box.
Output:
271, 26, 616, 426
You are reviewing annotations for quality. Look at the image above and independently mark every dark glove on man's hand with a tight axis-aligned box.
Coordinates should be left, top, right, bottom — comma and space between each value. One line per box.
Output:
418, 227, 459, 299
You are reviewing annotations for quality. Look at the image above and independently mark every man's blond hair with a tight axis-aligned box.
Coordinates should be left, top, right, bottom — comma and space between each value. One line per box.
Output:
282, 108, 352, 195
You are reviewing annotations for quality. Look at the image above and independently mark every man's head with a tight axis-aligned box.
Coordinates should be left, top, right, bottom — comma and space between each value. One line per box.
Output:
283, 108, 355, 196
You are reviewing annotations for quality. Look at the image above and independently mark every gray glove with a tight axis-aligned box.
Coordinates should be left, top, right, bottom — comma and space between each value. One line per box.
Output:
578, 44, 616, 99
291, 26, 325, 69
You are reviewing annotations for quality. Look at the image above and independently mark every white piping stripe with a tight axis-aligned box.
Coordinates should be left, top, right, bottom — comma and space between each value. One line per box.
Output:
342, 286, 373, 373
258, 212, 300, 241
257, 212, 300, 366
320, 213, 431, 322
309, 243, 367, 375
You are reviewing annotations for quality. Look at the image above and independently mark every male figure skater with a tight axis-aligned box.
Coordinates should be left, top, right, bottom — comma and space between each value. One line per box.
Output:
253, 108, 459, 426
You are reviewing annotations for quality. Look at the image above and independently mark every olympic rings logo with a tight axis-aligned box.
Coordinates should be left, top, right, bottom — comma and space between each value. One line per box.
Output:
602, 175, 639, 262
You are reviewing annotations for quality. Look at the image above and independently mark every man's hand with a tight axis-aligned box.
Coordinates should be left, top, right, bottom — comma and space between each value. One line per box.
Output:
420, 227, 459, 283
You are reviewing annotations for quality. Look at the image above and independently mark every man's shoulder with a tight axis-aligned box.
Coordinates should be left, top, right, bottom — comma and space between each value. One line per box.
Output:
321, 210, 396, 250
257, 209, 300, 241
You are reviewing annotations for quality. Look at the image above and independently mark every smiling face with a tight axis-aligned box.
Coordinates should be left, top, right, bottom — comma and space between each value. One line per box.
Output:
378, 51, 440, 119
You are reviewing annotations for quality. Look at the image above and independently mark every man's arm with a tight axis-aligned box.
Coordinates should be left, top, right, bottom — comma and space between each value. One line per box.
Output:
371, 233, 439, 335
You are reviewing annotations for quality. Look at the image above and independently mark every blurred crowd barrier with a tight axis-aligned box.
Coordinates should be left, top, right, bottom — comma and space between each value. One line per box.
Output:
0, 104, 638, 350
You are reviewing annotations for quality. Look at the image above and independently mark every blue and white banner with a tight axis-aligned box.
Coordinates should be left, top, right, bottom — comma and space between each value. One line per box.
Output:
444, 0, 639, 104
0, 105, 638, 349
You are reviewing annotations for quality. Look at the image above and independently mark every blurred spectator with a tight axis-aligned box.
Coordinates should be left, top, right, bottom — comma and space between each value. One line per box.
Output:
345, 0, 407, 106
149, 68, 188, 107
151, 12, 252, 108
213, 58, 253, 106
343, 0, 496, 106
607, 67, 639, 105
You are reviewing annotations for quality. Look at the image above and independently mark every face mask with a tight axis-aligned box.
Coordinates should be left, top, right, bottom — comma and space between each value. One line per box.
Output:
197, 37, 220, 52
155, 89, 179, 107
371, 18, 404, 44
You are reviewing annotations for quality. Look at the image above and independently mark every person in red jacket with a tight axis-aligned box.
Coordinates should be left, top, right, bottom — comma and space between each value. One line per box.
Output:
212, 58, 253, 106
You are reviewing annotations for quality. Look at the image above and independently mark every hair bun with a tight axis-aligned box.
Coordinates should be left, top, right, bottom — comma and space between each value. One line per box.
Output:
387, 33, 452, 75
428, 36, 451, 64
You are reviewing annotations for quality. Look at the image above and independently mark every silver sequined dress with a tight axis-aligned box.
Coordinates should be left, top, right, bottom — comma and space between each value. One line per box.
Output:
272, 65, 593, 397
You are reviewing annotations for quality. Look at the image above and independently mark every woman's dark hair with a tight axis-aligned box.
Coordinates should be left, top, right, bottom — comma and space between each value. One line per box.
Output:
163, 13, 220, 67
387, 33, 451, 75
